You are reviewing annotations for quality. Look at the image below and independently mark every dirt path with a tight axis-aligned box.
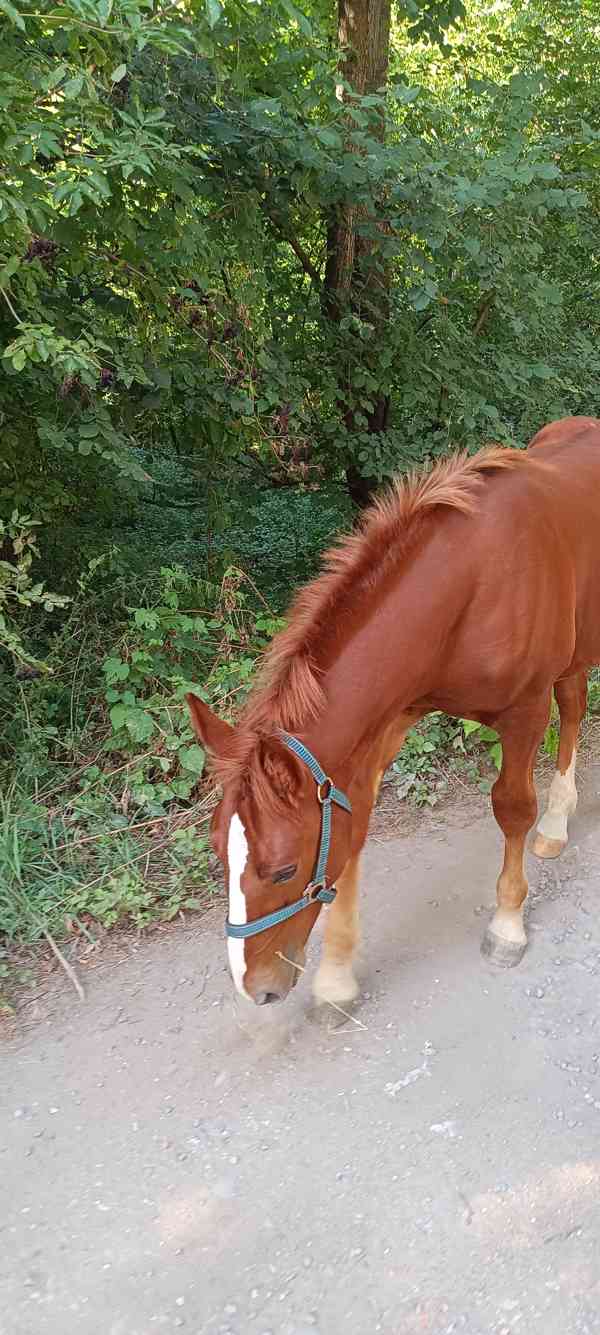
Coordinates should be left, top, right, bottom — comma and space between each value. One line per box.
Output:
3, 765, 600, 1335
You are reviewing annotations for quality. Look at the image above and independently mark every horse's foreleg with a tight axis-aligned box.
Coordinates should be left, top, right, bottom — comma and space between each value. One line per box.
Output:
313, 853, 361, 1006
482, 698, 551, 968
533, 672, 587, 859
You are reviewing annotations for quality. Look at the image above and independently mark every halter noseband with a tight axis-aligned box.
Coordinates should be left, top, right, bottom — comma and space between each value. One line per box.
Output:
225, 733, 352, 940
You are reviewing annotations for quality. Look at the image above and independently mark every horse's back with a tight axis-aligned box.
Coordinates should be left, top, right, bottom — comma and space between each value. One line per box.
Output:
527, 415, 600, 458
522, 416, 600, 531
516, 417, 600, 676
445, 417, 600, 696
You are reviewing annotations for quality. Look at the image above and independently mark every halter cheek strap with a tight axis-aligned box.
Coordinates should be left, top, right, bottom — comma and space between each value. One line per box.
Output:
225, 733, 352, 940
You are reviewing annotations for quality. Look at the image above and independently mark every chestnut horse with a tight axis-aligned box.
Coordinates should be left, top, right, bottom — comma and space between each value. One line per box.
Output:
188, 416, 600, 1008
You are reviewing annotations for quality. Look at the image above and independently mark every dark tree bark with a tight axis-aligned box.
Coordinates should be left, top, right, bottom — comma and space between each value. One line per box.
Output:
323, 0, 392, 506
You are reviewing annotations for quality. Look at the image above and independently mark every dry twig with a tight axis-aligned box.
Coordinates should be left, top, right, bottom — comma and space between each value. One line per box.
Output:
44, 931, 85, 1001
276, 951, 367, 1030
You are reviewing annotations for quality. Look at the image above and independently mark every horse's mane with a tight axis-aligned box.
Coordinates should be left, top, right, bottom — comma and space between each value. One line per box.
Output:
213, 445, 525, 796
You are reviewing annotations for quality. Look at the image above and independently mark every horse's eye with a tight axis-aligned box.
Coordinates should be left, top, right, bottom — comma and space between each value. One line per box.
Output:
272, 864, 297, 885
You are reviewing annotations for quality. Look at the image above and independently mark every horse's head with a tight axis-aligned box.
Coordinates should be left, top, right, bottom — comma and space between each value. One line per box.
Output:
187, 694, 353, 1005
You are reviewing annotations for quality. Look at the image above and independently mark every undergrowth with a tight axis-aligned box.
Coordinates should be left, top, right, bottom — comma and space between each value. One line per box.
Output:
0, 560, 283, 950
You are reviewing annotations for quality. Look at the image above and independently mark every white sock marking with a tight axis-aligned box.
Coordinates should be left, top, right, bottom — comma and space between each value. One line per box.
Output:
489, 907, 526, 946
537, 750, 577, 843
227, 812, 249, 997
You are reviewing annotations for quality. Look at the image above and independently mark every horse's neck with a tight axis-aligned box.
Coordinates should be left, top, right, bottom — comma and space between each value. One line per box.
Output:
301, 543, 465, 780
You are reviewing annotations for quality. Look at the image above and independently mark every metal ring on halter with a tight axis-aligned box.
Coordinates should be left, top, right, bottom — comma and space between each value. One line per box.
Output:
317, 777, 333, 804
305, 880, 326, 902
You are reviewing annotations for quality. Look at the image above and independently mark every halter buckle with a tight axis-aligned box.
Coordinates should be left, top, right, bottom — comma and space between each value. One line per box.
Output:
305, 880, 326, 902
317, 777, 333, 804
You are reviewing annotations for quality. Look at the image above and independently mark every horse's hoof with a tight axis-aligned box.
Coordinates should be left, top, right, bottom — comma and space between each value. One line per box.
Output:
312, 963, 359, 1009
481, 929, 527, 969
532, 833, 566, 860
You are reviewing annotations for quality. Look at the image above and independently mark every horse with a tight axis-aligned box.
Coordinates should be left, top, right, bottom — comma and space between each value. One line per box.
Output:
187, 416, 600, 1009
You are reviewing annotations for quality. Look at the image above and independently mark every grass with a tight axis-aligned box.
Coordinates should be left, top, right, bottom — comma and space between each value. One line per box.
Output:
0, 782, 216, 941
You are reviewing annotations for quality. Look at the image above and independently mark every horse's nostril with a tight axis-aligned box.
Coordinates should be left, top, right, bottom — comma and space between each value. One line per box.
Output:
255, 990, 281, 1006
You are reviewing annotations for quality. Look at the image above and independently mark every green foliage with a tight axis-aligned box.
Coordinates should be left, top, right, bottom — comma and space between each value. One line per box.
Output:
390, 711, 501, 807
4, 0, 600, 946
0, 563, 282, 943
391, 713, 467, 807
0, 782, 212, 942
4, 0, 600, 576
0, 512, 69, 665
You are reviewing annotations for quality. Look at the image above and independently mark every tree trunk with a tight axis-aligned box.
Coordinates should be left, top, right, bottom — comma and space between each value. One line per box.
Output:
323, 0, 392, 506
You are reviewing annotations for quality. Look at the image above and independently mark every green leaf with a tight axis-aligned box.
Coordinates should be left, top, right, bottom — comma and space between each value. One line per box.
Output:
391, 82, 420, 104
104, 658, 130, 682
316, 127, 342, 149
179, 743, 206, 775
134, 608, 159, 629
279, 0, 312, 35
411, 289, 433, 312
125, 708, 155, 743
111, 63, 127, 83
490, 742, 503, 770
0, 0, 25, 30
205, 0, 221, 28
1, 254, 21, 286
109, 703, 128, 731
45, 62, 67, 90
63, 75, 85, 99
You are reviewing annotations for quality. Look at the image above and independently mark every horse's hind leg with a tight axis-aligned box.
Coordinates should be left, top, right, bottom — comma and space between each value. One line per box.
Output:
313, 853, 361, 1006
482, 698, 550, 968
533, 672, 587, 860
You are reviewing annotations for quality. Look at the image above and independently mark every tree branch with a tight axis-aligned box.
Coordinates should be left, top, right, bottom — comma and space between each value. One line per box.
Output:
284, 231, 322, 286
261, 200, 322, 286
473, 293, 494, 336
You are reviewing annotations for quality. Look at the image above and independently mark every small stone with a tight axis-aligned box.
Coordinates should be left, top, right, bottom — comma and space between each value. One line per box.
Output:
175, 1296, 185, 1306
224, 1304, 237, 1316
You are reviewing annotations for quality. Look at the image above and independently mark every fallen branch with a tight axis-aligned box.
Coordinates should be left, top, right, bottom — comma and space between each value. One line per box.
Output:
44, 931, 85, 1001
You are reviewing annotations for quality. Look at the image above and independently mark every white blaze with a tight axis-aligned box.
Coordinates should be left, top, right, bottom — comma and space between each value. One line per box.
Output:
227, 812, 250, 997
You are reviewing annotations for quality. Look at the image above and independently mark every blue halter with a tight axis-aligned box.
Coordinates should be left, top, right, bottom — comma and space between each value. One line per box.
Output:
225, 733, 352, 940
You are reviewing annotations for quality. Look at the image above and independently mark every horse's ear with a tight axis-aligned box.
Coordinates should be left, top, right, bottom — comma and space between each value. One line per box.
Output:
260, 737, 304, 805
186, 694, 234, 758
